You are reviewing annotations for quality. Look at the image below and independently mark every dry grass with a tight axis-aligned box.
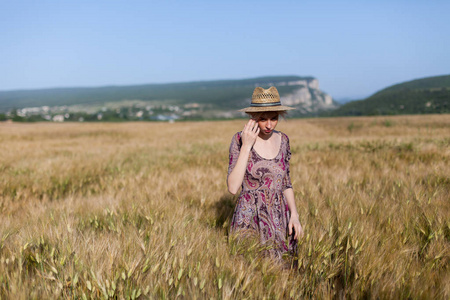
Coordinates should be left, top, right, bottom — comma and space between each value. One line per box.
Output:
0, 114, 449, 299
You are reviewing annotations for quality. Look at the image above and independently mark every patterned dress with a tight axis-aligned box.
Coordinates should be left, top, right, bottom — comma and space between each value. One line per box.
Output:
228, 131, 297, 259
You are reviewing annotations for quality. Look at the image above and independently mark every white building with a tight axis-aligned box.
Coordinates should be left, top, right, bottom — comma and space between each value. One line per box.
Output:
53, 115, 64, 122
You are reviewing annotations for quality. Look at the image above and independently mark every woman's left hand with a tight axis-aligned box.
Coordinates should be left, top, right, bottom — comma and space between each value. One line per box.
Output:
288, 216, 304, 240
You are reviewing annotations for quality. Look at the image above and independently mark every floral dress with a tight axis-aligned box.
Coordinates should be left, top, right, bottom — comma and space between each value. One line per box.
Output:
228, 131, 297, 259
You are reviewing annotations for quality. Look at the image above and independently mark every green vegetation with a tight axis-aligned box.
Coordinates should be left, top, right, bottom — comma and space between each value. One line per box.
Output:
374, 74, 450, 94
0, 76, 310, 112
327, 75, 450, 116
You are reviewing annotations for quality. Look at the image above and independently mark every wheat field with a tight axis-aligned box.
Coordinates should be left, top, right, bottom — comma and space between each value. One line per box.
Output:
0, 115, 449, 299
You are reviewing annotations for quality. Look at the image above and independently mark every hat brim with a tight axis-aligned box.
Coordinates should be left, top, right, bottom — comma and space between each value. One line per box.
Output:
239, 105, 295, 113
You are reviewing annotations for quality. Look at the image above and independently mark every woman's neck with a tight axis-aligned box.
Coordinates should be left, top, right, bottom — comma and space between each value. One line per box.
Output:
258, 130, 277, 141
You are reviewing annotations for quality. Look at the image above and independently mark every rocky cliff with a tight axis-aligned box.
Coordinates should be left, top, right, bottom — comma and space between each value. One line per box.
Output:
245, 78, 337, 116
0, 76, 338, 119
278, 79, 337, 114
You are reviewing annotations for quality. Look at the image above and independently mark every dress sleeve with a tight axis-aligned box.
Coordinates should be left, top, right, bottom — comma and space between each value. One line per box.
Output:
282, 134, 293, 191
227, 132, 242, 179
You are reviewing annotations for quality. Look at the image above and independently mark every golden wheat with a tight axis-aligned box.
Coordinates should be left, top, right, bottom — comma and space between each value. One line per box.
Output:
0, 115, 449, 299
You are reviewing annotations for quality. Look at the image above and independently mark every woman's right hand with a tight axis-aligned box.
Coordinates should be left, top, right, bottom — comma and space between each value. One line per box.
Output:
241, 119, 260, 150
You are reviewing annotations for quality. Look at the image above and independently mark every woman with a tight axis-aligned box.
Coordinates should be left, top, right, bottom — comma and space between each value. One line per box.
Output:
227, 86, 304, 260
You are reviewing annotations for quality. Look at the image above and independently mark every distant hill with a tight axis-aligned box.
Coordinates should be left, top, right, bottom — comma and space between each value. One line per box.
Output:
327, 75, 450, 116
0, 76, 337, 117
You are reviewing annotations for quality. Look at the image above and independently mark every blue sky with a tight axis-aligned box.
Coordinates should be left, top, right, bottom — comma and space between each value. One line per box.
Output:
1, 0, 449, 99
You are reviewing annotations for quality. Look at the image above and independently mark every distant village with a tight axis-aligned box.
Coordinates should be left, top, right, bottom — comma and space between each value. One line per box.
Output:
1, 102, 240, 122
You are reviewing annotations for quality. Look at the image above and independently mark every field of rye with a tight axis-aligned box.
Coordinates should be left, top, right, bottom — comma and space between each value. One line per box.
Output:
0, 114, 449, 299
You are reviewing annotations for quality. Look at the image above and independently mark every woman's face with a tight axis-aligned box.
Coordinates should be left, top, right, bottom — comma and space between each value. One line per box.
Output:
254, 112, 279, 136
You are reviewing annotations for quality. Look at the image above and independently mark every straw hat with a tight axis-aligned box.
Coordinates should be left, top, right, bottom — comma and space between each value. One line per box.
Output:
239, 86, 295, 112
